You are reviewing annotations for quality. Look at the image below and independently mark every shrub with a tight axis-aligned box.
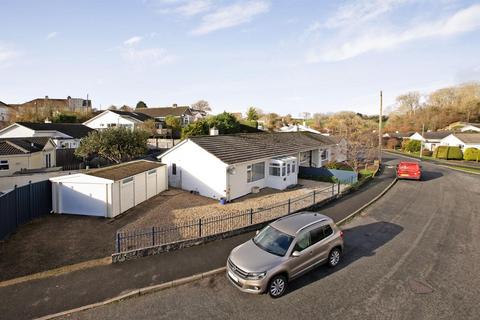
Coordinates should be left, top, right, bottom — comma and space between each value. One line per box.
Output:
421, 149, 433, 157
434, 146, 448, 159
464, 148, 480, 161
325, 161, 354, 171
401, 139, 421, 153
447, 146, 463, 160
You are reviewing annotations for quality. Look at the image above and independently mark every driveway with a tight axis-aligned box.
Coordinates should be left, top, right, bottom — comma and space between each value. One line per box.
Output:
59, 156, 480, 320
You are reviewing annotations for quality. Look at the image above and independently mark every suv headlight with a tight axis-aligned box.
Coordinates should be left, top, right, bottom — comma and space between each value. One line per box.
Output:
246, 272, 266, 280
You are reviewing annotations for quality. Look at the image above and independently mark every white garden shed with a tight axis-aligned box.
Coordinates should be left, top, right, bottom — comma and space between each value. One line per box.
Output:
50, 160, 167, 218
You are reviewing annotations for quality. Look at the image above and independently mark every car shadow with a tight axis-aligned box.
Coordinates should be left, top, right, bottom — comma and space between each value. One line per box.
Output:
420, 171, 443, 181
284, 221, 403, 296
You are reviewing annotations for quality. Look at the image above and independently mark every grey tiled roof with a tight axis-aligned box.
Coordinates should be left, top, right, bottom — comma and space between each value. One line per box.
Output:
453, 133, 480, 144
109, 110, 154, 122
0, 137, 51, 155
17, 122, 95, 138
189, 132, 335, 165
136, 106, 191, 118
423, 131, 452, 140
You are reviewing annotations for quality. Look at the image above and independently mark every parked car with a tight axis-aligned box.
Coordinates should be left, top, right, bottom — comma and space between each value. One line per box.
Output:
396, 161, 422, 180
226, 212, 344, 298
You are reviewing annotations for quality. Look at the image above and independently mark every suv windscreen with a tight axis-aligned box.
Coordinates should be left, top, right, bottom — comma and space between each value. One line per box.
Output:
253, 226, 294, 257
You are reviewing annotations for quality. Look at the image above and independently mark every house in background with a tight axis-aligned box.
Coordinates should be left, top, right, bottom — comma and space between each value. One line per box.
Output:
442, 121, 480, 132
440, 133, 480, 151
83, 109, 154, 131
50, 160, 167, 218
8, 96, 92, 116
0, 122, 95, 149
0, 137, 56, 177
279, 123, 321, 134
136, 104, 202, 127
0, 101, 12, 128
158, 132, 336, 201
408, 131, 452, 151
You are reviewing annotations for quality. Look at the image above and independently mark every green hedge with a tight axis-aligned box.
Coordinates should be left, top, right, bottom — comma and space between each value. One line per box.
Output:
434, 146, 448, 159
464, 148, 480, 161
401, 139, 421, 153
433, 146, 463, 160
447, 146, 463, 160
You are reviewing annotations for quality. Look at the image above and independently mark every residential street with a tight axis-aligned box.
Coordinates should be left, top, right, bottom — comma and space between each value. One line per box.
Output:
0, 158, 395, 320
63, 157, 480, 320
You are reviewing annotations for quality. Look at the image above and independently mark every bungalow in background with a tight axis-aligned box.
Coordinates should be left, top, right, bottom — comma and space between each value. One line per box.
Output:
279, 123, 321, 134
0, 122, 95, 149
408, 131, 452, 151
0, 137, 56, 177
136, 104, 204, 127
440, 133, 480, 151
442, 121, 480, 132
83, 109, 153, 131
158, 132, 336, 201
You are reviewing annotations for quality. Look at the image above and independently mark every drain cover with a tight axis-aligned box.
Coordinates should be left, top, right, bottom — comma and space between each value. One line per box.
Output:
408, 279, 434, 294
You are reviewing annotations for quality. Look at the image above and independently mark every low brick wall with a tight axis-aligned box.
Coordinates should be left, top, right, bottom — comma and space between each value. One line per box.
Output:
112, 189, 346, 263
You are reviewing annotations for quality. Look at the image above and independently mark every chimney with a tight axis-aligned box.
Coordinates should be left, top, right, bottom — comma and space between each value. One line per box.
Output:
45, 95, 49, 99
172, 103, 177, 108
209, 127, 219, 136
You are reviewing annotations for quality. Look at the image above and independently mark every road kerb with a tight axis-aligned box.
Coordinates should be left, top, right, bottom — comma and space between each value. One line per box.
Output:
0, 256, 112, 289
34, 267, 227, 320
337, 178, 398, 226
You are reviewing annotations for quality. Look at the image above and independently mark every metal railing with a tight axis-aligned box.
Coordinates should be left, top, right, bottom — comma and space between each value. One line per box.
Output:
115, 184, 340, 253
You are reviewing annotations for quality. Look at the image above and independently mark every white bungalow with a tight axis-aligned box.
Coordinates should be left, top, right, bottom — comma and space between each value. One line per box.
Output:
439, 133, 480, 151
158, 132, 336, 201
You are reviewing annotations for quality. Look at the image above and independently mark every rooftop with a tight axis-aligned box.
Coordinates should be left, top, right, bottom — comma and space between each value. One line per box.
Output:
186, 131, 336, 165
87, 160, 164, 181
452, 133, 480, 144
135, 106, 191, 118
0, 137, 52, 155
422, 131, 452, 140
108, 110, 153, 122
16, 122, 95, 138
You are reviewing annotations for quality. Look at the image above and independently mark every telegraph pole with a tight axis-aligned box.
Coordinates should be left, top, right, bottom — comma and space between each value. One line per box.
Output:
378, 91, 383, 164
419, 123, 425, 160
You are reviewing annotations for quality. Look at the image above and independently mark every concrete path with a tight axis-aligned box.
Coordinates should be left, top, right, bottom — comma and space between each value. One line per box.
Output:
0, 159, 397, 320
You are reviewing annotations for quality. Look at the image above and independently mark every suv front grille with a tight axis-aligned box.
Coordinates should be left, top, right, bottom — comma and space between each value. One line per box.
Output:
228, 258, 248, 279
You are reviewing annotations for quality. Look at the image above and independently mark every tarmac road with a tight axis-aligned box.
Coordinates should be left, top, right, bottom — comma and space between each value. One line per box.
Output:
66, 157, 480, 320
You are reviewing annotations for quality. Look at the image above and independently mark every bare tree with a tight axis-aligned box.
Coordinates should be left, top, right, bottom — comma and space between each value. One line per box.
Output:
191, 100, 211, 112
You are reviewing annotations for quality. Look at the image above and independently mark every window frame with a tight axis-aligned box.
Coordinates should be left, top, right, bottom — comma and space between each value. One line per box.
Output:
247, 161, 265, 183
0, 159, 9, 171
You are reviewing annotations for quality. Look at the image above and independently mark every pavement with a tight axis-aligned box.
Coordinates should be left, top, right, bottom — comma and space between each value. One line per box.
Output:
0, 160, 396, 320
62, 154, 480, 320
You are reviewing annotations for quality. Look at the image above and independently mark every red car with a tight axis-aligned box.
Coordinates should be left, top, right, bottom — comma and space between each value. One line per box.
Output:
396, 161, 422, 180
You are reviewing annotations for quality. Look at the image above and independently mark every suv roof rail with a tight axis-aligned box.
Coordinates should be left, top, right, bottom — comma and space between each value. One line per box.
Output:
296, 218, 328, 234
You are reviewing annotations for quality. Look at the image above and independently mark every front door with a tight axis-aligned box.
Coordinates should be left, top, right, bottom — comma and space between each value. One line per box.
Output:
169, 163, 182, 188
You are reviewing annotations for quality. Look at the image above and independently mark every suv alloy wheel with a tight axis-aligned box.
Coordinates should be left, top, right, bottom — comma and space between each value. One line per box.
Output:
268, 275, 287, 298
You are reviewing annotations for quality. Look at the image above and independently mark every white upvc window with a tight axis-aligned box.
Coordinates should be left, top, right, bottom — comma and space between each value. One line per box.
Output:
247, 162, 265, 182
0, 160, 9, 170
269, 163, 280, 176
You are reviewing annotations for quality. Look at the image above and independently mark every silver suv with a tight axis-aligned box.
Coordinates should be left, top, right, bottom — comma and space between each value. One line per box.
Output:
226, 212, 344, 298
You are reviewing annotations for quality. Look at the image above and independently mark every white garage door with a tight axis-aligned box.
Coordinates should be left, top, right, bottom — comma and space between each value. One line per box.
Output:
120, 177, 135, 212
59, 183, 107, 217
146, 169, 157, 199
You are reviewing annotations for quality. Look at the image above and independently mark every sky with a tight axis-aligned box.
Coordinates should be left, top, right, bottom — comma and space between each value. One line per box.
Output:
1, 0, 480, 116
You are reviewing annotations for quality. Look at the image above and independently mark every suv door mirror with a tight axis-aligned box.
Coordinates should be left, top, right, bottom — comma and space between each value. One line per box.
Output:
292, 250, 302, 257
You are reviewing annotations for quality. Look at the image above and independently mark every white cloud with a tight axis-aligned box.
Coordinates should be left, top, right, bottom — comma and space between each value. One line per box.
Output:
46, 31, 58, 40
154, 0, 213, 16
191, 0, 270, 35
124, 36, 143, 46
0, 44, 18, 67
307, 4, 480, 63
120, 36, 174, 66
325, 0, 410, 29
